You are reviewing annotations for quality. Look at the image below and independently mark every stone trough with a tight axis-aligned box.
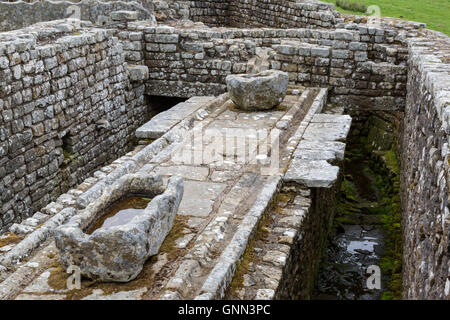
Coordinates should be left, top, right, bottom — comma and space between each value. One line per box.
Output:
226, 70, 289, 111
54, 173, 184, 282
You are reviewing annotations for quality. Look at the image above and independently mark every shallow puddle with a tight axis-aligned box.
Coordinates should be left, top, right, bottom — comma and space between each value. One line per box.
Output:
313, 158, 388, 300
87, 196, 151, 234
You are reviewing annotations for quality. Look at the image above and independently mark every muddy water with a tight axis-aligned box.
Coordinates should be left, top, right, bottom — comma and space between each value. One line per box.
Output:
87, 196, 151, 234
312, 159, 388, 300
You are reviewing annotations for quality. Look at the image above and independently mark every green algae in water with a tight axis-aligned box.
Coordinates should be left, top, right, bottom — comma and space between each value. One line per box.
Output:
87, 196, 151, 234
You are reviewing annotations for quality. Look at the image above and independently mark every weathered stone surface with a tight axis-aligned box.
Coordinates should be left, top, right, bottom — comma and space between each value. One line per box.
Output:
153, 165, 209, 181
82, 288, 148, 300
1, 7, 449, 301
54, 174, 184, 282
0, 1, 154, 31
110, 10, 139, 22
284, 159, 339, 188
401, 38, 450, 300
136, 97, 213, 139
226, 70, 289, 111
255, 289, 275, 300
177, 181, 226, 217
127, 65, 149, 82
294, 140, 347, 161
303, 121, 352, 142
0, 22, 149, 232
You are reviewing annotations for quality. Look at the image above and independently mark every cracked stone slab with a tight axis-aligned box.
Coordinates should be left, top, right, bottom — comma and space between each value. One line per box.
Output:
177, 181, 226, 217
284, 159, 339, 188
210, 170, 241, 183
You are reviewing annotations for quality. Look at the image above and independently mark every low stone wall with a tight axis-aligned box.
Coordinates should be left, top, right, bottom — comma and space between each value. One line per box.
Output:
0, 0, 153, 32
401, 37, 450, 299
0, 21, 147, 232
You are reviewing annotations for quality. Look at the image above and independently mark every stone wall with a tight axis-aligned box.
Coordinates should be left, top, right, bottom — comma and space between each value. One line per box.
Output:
142, 24, 407, 110
153, 0, 340, 28
401, 37, 450, 299
189, 0, 229, 27
0, 20, 148, 232
275, 178, 341, 299
270, 26, 408, 110
229, 0, 339, 29
0, 0, 154, 32
144, 25, 256, 97
154, 0, 190, 22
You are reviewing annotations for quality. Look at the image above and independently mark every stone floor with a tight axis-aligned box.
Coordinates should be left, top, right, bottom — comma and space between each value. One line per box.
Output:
0, 86, 352, 300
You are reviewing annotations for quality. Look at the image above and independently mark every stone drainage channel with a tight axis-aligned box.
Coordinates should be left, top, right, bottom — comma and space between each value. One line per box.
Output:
312, 123, 402, 300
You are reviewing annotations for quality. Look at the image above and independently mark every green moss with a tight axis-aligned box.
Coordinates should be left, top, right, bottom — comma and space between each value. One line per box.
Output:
332, 122, 403, 299
157, 216, 190, 261
381, 291, 395, 300
63, 150, 78, 163
365, 150, 403, 299
230, 194, 279, 296
382, 150, 399, 173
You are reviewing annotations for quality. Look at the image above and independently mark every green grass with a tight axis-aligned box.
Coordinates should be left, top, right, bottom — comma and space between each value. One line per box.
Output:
322, 0, 450, 35
336, 0, 368, 13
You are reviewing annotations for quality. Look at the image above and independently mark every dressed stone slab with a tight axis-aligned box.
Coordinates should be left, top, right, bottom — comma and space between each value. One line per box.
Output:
284, 159, 339, 188
302, 121, 351, 142
284, 113, 351, 188
311, 114, 352, 123
294, 140, 347, 161
135, 96, 214, 139
177, 181, 226, 217
54, 173, 184, 282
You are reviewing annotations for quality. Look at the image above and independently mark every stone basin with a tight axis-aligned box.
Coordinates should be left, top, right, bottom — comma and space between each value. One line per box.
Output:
54, 173, 184, 282
226, 70, 289, 111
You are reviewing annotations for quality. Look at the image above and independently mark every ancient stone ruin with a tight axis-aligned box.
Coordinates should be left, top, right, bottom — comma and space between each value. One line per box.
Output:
0, 0, 448, 300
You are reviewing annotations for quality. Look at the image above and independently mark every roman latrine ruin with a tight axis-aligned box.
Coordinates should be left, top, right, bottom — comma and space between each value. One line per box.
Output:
0, 0, 448, 300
